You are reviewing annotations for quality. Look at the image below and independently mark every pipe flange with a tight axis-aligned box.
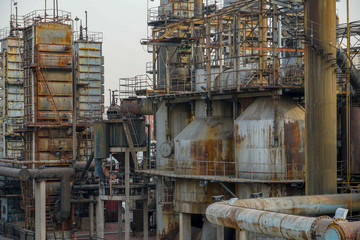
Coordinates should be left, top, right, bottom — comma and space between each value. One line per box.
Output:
310, 216, 332, 239
331, 218, 348, 223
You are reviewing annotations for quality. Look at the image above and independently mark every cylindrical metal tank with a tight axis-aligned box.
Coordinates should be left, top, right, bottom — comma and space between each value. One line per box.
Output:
174, 100, 234, 214
235, 97, 305, 198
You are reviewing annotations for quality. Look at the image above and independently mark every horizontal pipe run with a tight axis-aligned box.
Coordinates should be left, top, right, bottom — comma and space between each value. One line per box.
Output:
29, 167, 75, 179
0, 159, 70, 165
0, 167, 31, 181
206, 203, 317, 239
225, 194, 360, 215
72, 184, 100, 190
206, 194, 360, 239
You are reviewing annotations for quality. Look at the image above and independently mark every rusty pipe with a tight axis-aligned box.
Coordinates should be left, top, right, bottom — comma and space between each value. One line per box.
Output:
206, 203, 321, 239
225, 194, 360, 215
324, 221, 360, 239
0, 166, 31, 181
28, 167, 75, 179
56, 175, 71, 221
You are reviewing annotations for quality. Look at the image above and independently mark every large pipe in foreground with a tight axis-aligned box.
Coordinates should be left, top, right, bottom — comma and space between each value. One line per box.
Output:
206, 203, 319, 239
305, 0, 337, 195
225, 194, 360, 215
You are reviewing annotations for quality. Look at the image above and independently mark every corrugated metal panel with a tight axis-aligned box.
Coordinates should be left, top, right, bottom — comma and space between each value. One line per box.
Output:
235, 97, 305, 181
75, 41, 103, 122
0, 37, 24, 158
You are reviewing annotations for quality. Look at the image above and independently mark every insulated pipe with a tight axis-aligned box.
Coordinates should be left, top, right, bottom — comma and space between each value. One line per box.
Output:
29, 167, 75, 179
0, 167, 31, 181
206, 203, 319, 239
225, 194, 360, 215
336, 48, 360, 91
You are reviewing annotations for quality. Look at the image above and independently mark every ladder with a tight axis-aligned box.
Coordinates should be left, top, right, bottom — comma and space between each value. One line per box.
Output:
46, 205, 57, 240
35, 66, 63, 125
123, 120, 139, 170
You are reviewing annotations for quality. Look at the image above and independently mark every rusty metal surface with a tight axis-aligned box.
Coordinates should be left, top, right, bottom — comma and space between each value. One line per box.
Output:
325, 221, 360, 240
235, 97, 305, 181
206, 203, 316, 239
305, 0, 337, 195
175, 180, 235, 214
174, 117, 234, 176
222, 193, 360, 216
341, 107, 360, 176
0, 37, 24, 158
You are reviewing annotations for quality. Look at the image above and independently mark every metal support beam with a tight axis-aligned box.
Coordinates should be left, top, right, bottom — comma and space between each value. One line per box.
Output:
89, 195, 94, 239
217, 225, 224, 240
35, 180, 46, 240
179, 213, 191, 240
125, 149, 131, 240
96, 197, 104, 239
143, 199, 149, 240
118, 201, 123, 240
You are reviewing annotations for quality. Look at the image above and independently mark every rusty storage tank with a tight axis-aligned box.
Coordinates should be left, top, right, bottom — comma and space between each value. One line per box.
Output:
174, 100, 235, 214
235, 97, 305, 199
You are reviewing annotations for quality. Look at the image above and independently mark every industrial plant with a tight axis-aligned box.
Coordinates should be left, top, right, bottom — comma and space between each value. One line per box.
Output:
0, 0, 360, 239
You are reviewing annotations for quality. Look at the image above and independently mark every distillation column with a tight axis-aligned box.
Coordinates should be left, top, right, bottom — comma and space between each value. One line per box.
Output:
305, 0, 337, 194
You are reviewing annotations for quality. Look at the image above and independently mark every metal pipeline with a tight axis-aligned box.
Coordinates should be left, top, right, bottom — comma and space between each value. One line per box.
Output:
336, 48, 360, 91
56, 175, 71, 221
0, 166, 31, 181
206, 194, 360, 239
79, 151, 94, 180
224, 194, 360, 215
206, 203, 319, 239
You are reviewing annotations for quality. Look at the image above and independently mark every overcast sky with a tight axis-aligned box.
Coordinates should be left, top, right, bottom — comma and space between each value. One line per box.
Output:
0, 0, 359, 106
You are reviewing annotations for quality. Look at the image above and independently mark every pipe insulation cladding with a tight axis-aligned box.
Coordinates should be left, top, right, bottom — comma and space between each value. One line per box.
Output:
206, 194, 360, 240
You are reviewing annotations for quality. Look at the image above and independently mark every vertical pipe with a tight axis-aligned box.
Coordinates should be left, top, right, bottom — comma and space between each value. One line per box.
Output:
206, 20, 211, 91
194, 0, 203, 17
305, 0, 337, 194
125, 150, 130, 240
218, 16, 223, 90
152, 32, 157, 91
273, 5, 278, 85
143, 199, 149, 240
166, 47, 170, 94
72, 46, 76, 162
85, 11, 88, 41
53, 0, 55, 19
118, 201, 123, 240
89, 195, 94, 238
